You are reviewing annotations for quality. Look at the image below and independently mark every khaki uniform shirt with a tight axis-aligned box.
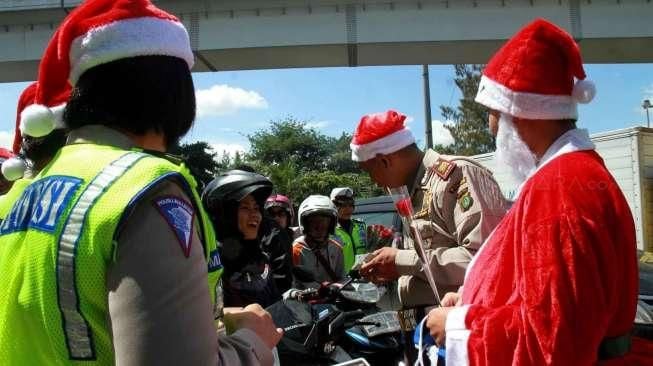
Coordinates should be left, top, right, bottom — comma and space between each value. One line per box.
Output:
70, 126, 273, 365
395, 149, 509, 308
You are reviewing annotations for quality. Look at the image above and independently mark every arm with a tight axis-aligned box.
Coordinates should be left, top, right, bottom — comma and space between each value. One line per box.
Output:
396, 164, 507, 287
107, 179, 273, 366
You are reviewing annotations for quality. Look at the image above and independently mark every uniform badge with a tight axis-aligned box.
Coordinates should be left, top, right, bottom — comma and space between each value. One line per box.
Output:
154, 196, 195, 258
432, 158, 456, 180
458, 192, 474, 212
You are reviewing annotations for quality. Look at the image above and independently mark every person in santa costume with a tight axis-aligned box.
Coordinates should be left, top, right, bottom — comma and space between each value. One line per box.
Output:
425, 18, 653, 365
0, 0, 281, 365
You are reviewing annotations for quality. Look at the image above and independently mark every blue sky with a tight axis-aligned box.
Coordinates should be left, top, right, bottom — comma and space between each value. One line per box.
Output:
0, 63, 651, 157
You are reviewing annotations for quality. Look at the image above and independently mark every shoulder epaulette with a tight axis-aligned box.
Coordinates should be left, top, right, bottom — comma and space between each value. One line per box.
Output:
430, 157, 456, 181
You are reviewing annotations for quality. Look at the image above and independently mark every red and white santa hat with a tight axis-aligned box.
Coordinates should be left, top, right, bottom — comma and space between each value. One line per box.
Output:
1, 81, 72, 181
350, 110, 415, 162
475, 18, 595, 120
20, 0, 194, 141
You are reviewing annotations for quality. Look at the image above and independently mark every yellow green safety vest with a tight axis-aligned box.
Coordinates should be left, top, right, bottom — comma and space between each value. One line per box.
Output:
333, 219, 367, 272
0, 143, 222, 365
0, 177, 32, 220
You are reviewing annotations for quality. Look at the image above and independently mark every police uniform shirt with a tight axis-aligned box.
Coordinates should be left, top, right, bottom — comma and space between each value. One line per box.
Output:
394, 149, 509, 308
70, 126, 273, 366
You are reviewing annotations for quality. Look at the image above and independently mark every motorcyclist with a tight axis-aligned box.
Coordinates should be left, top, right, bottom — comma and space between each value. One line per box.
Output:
202, 170, 282, 308
292, 195, 345, 283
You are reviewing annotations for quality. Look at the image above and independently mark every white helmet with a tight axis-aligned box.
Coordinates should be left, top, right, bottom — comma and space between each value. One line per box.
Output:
329, 187, 354, 202
298, 195, 337, 234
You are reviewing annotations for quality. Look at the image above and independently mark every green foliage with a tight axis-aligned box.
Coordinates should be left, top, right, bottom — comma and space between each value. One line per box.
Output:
247, 117, 332, 172
440, 64, 495, 155
244, 117, 382, 205
171, 141, 222, 187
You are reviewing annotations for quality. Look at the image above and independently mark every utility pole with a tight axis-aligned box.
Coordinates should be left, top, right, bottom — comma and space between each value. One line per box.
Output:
643, 99, 651, 128
423, 64, 433, 148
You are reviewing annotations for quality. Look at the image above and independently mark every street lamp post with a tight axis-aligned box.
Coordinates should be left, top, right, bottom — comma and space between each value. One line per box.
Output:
644, 99, 652, 128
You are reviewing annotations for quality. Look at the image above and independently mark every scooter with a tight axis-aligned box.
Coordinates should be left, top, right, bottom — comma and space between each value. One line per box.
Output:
267, 267, 404, 365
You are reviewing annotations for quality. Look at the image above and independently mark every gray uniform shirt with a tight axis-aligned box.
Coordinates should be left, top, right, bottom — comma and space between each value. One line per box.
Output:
69, 126, 273, 365
394, 149, 509, 308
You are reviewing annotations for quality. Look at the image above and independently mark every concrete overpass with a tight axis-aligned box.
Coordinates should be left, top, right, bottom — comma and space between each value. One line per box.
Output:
0, 0, 652, 82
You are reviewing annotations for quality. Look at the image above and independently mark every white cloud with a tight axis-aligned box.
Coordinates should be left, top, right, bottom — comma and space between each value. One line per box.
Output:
209, 142, 247, 158
404, 115, 415, 124
306, 120, 330, 129
195, 84, 268, 118
431, 120, 454, 146
0, 130, 13, 150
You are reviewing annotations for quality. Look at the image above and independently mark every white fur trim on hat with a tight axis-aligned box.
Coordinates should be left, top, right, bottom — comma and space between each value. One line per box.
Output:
475, 75, 579, 120
572, 79, 596, 104
69, 17, 194, 84
350, 128, 415, 162
20, 104, 55, 138
1, 157, 27, 181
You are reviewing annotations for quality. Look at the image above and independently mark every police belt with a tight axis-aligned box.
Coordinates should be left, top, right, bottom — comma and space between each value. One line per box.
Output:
598, 333, 632, 360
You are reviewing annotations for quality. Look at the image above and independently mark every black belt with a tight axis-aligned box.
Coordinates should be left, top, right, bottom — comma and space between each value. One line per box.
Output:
598, 333, 632, 360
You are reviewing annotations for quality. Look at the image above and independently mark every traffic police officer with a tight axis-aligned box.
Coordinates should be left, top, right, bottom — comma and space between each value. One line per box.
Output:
0, 1, 280, 365
330, 187, 368, 272
352, 110, 509, 308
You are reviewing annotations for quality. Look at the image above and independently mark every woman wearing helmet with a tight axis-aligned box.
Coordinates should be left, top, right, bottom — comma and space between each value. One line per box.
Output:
292, 195, 345, 283
202, 170, 281, 308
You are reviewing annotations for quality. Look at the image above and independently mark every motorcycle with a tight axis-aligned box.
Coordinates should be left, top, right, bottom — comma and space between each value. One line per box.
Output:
267, 266, 404, 365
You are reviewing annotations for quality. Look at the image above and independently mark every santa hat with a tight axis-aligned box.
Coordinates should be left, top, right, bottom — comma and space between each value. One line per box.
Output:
350, 110, 415, 162
20, 0, 194, 141
475, 18, 595, 120
2, 82, 69, 181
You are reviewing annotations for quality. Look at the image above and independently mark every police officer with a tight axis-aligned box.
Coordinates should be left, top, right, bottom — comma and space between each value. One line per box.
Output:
330, 187, 368, 272
0, 1, 280, 365
352, 110, 509, 308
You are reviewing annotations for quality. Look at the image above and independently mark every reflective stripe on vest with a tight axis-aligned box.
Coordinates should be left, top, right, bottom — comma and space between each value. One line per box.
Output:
57, 152, 145, 359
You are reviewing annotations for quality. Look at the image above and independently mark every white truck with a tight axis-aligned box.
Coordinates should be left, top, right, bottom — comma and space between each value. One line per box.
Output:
472, 126, 653, 252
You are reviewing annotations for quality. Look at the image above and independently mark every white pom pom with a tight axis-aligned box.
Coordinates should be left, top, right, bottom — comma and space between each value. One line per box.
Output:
1, 157, 26, 181
572, 79, 596, 104
20, 104, 55, 138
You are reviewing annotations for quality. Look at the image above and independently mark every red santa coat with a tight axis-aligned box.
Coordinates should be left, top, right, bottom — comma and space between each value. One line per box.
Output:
446, 130, 642, 365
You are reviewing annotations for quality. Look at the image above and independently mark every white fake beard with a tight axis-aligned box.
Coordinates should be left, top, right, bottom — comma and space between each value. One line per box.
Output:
495, 114, 537, 187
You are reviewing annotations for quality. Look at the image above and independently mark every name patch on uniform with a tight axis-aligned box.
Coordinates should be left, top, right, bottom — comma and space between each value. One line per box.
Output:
208, 249, 223, 272
432, 158, 456, 181
0, 176, 82, 235
154, 196, 194, 258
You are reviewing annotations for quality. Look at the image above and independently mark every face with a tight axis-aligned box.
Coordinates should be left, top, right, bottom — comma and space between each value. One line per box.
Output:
237, 194, 262, 240
358, 155, 396, 188
334, 199, 354, 220
267, 207, 288, 229
304, 214, 332, 245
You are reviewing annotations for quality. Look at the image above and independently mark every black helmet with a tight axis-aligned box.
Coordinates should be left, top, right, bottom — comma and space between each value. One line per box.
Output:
202, 170, 273, 239
202, 170, 273, 212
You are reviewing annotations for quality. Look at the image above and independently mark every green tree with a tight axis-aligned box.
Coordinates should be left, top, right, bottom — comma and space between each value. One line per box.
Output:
440, 64, 495, 155
247, 117, 331, 172
171, 141, 221, 187
325, 132, 359, 174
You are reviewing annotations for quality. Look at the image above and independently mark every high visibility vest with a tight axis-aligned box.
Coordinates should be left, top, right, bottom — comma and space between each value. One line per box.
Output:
0, 178, 32, 220
333, 219, 367, 272
0, 143, 222, 365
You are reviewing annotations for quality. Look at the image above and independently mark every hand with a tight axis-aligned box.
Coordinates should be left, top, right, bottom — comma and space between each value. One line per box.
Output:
440, 292, 461, 307
360, 247, 399, 284
425, 306, 453, 347
222, 303, 283, 349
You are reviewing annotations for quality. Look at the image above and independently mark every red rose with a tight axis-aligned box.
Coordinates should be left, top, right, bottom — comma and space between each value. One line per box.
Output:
395, 197, 413, 217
